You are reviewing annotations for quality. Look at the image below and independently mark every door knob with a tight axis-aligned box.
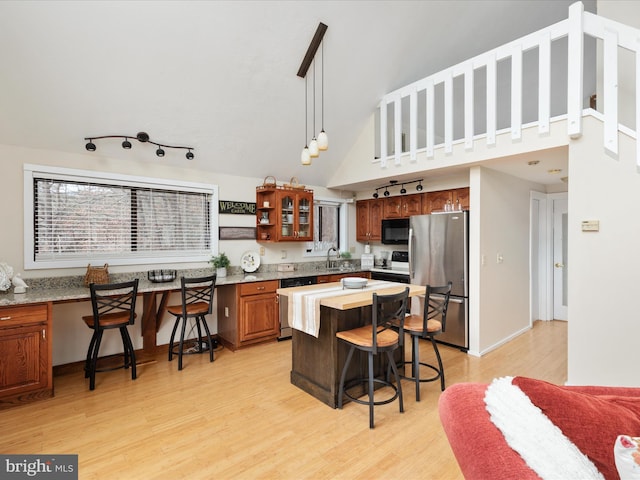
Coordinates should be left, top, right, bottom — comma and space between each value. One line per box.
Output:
554, 262, 565, 268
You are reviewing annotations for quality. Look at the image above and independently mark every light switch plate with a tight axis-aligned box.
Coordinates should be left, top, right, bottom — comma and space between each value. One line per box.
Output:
581, 220, 599, 232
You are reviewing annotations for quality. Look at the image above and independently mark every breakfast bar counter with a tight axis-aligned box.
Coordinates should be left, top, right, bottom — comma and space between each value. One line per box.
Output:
277, 281, 425, 408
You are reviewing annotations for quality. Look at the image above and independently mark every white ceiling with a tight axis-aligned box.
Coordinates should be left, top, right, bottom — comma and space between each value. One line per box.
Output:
0, 0, 595, 191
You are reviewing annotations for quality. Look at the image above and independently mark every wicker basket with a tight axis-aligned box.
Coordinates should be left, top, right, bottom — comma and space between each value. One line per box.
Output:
283, 176, 305, 189
84, 263, 109, 286
262, 175, 277, 187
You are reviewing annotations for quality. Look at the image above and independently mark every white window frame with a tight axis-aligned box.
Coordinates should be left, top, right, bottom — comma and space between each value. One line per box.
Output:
23, 164, 219, 269
303, 198, 349, 258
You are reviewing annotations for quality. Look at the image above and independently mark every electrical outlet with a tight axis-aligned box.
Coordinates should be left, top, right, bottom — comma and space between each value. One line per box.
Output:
224, 306, 229, 317
259, 246, 265, 256
281, 250, 287, 259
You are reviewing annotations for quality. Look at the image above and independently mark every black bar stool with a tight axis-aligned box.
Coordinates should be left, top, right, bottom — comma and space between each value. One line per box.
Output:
336, 287, 409, 428
82, 279, 139, 391
167, 275, 216, 370
401, 282, 452, 401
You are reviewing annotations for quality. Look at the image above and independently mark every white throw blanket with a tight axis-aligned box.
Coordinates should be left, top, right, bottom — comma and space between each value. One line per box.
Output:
289, 280, 396, 337
484, 376, 604, 480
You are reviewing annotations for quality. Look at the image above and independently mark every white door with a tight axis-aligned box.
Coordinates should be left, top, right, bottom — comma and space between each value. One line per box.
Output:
553, 197, 568, 320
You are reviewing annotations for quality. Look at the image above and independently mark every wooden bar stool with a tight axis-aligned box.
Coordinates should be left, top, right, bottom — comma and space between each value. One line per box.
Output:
401, 282, 452, 401
82, 279, 139, 391
167, 275, 216, 371
336, 287, 409, 429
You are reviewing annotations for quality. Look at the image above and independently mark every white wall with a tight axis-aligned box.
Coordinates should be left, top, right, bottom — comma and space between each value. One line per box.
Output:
473, 166, 544, 355
567, 116, 640, 386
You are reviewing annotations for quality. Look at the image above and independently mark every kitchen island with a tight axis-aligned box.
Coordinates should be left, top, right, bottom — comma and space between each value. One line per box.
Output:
277, 281, 425, 408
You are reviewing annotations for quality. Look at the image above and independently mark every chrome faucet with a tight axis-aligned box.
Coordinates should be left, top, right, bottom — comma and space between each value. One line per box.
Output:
326, 246, 339, 269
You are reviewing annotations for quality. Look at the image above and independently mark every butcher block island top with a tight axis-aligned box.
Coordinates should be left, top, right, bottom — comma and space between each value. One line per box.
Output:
277, 280, 426, 408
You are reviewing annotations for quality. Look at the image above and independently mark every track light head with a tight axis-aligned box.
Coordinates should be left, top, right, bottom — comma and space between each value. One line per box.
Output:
85, 141, 96, 152
156, 147, 165, 157
136, 132, 150, 143
383, 188, 390, 197
372, 191, 379, 199
122, 138, 132, 149
186, 150, 194, 160
400, 185, 407, 194
416, 183, 423, 192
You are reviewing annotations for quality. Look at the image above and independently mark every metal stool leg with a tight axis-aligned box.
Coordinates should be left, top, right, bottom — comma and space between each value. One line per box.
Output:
337, 345, 356, 409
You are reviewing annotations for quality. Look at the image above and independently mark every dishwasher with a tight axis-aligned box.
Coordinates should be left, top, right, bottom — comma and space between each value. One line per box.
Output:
278, 275, 317, 340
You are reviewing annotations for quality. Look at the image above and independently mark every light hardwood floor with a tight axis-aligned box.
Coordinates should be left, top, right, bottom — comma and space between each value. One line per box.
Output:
0, 320, 567, 479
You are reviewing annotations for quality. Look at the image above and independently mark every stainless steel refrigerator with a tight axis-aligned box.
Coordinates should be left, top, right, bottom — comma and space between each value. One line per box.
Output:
409, 211, 469, 351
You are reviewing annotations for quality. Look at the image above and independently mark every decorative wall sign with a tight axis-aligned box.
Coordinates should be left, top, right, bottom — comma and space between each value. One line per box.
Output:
219, 227, 257, 240
219, 200, 256, 215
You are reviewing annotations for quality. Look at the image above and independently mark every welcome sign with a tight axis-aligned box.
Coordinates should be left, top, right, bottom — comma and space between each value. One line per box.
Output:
218, 201, 256, 215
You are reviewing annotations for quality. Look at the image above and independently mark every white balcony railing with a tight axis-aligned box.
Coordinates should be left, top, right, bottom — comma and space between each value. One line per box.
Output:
376, 1, 640, 168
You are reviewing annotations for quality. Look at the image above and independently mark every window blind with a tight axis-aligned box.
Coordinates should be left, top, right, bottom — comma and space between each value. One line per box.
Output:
25, 165, 217, 268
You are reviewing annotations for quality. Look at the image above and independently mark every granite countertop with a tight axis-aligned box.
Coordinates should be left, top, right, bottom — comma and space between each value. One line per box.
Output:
0, 267, 369, 307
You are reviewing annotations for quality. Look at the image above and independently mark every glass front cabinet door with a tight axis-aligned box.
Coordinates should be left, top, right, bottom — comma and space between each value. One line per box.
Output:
277, 190, 313, 242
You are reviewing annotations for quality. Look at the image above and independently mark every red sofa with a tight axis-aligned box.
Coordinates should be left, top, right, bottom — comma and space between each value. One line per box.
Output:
438, 379, 640, 479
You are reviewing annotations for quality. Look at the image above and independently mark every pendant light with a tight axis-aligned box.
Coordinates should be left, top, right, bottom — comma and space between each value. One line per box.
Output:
308, 60, 319, 158
301, 76, 311, 165
317, 41, 328, 151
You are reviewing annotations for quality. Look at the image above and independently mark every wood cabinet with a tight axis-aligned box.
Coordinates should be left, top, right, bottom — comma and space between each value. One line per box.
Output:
356, 199, 384, 242
384, 194, 422, 218
256, 186, 313, 242
422, 187, 470, 214
317, 271, 370, 284
0, 303, 53, 408
216, 280, 279, 350
356, 187, 469, 243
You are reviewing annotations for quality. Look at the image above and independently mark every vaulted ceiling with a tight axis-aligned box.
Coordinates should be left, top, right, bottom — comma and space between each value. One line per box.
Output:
0, 1, 595, 190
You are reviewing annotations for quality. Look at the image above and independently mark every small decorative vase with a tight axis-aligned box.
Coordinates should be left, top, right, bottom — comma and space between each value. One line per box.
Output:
216, 267, 227, 278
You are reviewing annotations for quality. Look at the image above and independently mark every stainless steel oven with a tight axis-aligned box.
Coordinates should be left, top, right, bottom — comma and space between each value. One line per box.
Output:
370, 251, 410, 283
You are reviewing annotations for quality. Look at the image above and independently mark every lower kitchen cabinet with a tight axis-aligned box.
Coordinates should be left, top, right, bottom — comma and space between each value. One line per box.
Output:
217, 280, 279, 350
0, 303, 53, 408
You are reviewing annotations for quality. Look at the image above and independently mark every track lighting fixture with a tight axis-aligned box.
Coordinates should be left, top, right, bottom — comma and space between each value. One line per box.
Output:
372, 178, 424, 198
83, 131, 194, 160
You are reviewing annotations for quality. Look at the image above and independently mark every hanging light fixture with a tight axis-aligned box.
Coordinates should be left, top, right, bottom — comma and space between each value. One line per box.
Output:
83, 131, 193, 159
400, 184, 407, 194
317, 41, 328, 151
301, 75, 311, 165
308, 60, 319, 158
297, 22, 328, 165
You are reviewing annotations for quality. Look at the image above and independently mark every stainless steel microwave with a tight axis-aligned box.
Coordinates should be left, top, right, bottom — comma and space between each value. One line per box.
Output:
381, 218, 409, 245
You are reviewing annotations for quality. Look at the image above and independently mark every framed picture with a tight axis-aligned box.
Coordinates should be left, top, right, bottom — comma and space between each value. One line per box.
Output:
219, 227, 256, 240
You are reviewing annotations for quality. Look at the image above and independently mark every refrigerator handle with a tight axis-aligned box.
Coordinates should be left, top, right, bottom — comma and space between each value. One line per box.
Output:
408, 227, 415, 277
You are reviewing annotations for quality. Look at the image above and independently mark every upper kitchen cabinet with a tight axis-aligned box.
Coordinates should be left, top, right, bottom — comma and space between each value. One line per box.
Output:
423, 187, 469, 214
356, 198, 384, 242
256, 186, 313, 242
384, 194, 422, 218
